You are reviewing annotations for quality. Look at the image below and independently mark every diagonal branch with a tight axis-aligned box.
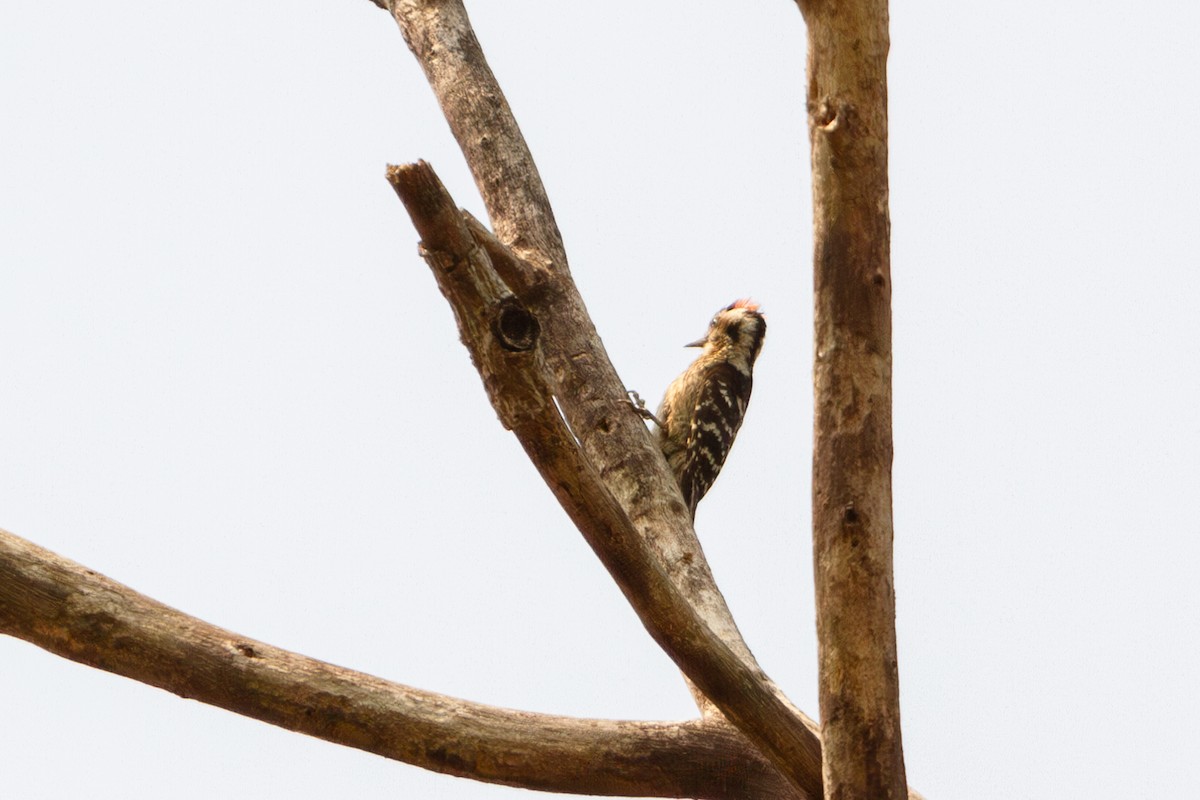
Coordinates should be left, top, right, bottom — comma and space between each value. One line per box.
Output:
378, 4, 924, 799
0, 526, 796, 800
384, 0, 752, 662
385, 0, 813, 725
387, 159, 821, 799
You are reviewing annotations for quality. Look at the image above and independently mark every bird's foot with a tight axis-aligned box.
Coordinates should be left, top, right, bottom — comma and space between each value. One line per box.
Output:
626, 390, 664, 427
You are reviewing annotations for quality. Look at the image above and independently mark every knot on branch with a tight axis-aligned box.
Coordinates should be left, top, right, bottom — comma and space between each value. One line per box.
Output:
492, 297, 539, 352
811, 99, 856, 137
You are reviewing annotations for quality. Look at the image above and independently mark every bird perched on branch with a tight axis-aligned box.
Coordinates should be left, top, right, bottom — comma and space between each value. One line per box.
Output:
638, 300, 766, 519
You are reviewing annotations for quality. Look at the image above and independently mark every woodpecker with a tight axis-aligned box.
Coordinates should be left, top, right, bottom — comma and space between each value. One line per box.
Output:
652, 299, 766, 518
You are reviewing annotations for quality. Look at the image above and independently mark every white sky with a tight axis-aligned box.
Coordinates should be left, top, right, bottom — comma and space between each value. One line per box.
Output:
3, 2, 1199, 798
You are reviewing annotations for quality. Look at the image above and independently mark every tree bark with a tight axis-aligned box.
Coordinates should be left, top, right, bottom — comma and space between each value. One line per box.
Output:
794, 1, 908, 798
383, 0, 813, 724
384, 0, 827, 793
0, 526, 797, 800
386, 159, 820, 798
0, 3, 929, 797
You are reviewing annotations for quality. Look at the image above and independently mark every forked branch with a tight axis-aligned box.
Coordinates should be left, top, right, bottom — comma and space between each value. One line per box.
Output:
0, 2, 924, 798
375, 0, 844, 794
382, 1, 830, 792
387, 160, 820, 797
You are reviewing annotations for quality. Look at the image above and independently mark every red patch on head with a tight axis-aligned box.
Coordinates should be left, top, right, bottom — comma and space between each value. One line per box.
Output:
728, 298, 761, 313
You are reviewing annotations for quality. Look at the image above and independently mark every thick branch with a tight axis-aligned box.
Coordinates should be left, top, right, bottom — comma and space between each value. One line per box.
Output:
386, 5, 918, 799
387, 160, 820, 798
797, 0, 908, 798
385, 0, 765, 678
388, 0, 817, 735
0, 526, 796, 800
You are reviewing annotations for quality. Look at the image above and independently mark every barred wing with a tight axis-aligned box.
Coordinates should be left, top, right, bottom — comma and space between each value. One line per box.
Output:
678, 362, 752, 517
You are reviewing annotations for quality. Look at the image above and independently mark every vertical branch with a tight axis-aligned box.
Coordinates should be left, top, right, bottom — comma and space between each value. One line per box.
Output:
796, 0, 907, 798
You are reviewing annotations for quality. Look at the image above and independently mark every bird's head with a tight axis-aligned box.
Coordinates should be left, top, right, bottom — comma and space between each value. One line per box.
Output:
687, 299, 767, 369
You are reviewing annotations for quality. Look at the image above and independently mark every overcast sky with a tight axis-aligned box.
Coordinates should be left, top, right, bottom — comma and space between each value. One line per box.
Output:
3, 2, 1199, 798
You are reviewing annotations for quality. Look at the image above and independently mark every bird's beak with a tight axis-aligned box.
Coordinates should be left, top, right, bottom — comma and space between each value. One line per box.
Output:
684, 337, 706, 348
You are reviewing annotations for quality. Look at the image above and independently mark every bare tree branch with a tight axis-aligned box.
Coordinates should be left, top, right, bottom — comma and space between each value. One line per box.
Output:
386, 160, 821, 797
381, 3, 831, 791
795, 0, 908, 798
0, 526, 800, 800
384, 0, 760, 674
1, 4, 926, 798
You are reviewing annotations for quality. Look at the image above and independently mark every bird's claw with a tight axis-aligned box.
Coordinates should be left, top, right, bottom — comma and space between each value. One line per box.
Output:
626, 390, 664, 427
